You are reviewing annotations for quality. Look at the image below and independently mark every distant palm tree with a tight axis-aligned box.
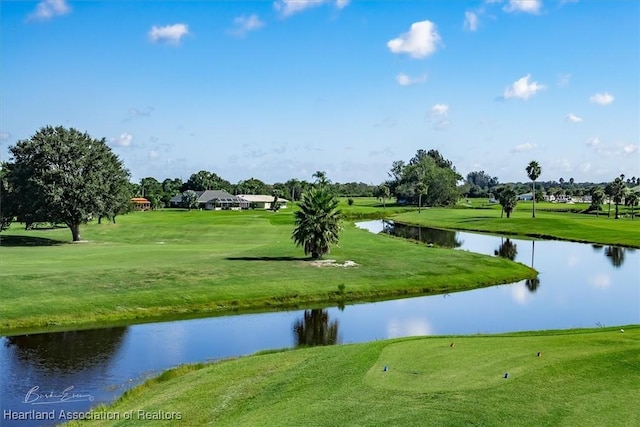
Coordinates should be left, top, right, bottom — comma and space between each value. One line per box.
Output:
589, 186, 605, 217
312, 171, 330, 187
416, 181, 427, 213
626, 191, 639, 219
609, 177, 628, 219
499, 186, 518, 218
379, 184, 391, 209
292, 187, 342, 259
526, 161, 542, 218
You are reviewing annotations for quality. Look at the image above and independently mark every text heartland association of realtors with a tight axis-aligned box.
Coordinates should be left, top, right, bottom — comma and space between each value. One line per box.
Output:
3, 409, 182, 421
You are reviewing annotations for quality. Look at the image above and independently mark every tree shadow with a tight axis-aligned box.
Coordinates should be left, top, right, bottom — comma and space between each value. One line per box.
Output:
225, 256, 311, 262
0, 235, 66, 247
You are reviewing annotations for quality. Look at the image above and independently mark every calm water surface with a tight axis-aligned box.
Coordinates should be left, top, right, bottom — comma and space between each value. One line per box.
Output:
1, 221, 638, 426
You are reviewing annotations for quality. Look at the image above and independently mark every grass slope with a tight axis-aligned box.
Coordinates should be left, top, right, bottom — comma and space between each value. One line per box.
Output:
393, 203, 640, 248
0, 209, 534, 334
65, 326, 640, 427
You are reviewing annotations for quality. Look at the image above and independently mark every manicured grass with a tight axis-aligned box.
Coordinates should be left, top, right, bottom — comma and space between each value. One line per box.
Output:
0, 209, 534, 334
393, 203, 640, 248
64, 326, 640, 426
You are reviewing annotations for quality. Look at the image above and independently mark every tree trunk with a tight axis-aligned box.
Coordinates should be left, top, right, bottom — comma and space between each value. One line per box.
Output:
614, 202, 619, 219
608, 200, 611, 217
532, 182, 536, 218
98, 216, 102, 224
506, 210, 511, 219
70, 223, 81, 241
418, 195, 422, 213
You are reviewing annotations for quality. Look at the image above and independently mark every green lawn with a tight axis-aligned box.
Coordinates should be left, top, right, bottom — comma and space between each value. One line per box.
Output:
64, 326, 640, 427
0, 209, 534, 334
393, 202, 640, 248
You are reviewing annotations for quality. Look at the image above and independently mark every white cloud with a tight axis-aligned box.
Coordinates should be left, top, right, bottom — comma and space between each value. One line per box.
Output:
513, 142, 538, 152
623, 144, 638, 154
429, 103, 450, 129
396, 72, 427, 86
464, 11, 479, 31
149, 24, 189, 44
111, 133, 133, 147
274, 0, 349, 17
557, 73, 571, 87
565, 113, 583, 123
578, 161, 591, 173
230, 14, 265, 37
503, 74, 545, 100
387, 318, 433, 338
503, 0, 542, 14
387, 20, 441, 59
590, 274, 611, 290
586, 136, 600, 147
589, 92, 614, 106
28, 0, 70, 21
0, 132, 11, 141
149, 150, 160, 160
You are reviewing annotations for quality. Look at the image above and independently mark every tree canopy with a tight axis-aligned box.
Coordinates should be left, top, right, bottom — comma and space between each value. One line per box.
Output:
4, 126, 131, 241
387, 149, 461, 207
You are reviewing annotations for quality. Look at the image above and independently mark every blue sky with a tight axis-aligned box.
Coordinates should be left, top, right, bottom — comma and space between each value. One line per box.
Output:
1, 0, 638, 185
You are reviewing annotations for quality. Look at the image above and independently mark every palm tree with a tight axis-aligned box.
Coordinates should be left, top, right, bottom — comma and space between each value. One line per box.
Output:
312, 170, 330, 187
625, 191, 639, 219
526, 161, 542, 218
416, 181, 427, 213
589, 186, 605, 217
499, 186, 518, 218
378, 184, 390, 209
609, 177, 628, 219
292, 187, 342, 259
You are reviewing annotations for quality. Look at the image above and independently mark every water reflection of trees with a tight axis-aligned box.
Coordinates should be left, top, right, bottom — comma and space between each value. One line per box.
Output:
4, 327, 128, 373
494, 238, 518, 261
525, 277, 540, 293
293, 309, 339, 347
605, 246, 626, 268
382, 221, 462, 248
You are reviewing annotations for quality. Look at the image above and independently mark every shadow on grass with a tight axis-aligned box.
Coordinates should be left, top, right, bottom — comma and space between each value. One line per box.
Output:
225, 256, 311, 262
0, 235, 66, 247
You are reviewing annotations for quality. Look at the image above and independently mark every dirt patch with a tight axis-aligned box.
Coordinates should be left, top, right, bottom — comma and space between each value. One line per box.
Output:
309, 259, 359, 268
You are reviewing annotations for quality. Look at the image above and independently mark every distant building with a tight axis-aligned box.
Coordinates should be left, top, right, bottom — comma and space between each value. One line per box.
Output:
517, 193, 533, 201
238, 194, 289, 210
130, 197, 151, 211
169, 190, 250, 210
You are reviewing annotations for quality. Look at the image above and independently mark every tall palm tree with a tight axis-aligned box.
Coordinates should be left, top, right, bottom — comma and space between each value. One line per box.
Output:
609, 177, 628, 219
312, 170, 330, 187
499, 186, 518, 218
379, 184, 390, 209
292, 187, 342, 259
626, 191, 639, 219
589, 186, 605, 217
416, 181, 427, 213
526, 161, 542, 218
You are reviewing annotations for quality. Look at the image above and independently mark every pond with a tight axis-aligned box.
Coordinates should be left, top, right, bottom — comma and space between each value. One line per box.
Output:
1, 221, 638, 426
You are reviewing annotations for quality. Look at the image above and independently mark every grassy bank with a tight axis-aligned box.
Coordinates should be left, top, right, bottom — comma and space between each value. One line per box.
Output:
65, 326, 640, 426
0, 209, 535, 334
393, 203, 640, 248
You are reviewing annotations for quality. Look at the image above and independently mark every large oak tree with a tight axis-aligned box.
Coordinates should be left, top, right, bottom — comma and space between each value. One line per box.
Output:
5, 126, 131, 241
